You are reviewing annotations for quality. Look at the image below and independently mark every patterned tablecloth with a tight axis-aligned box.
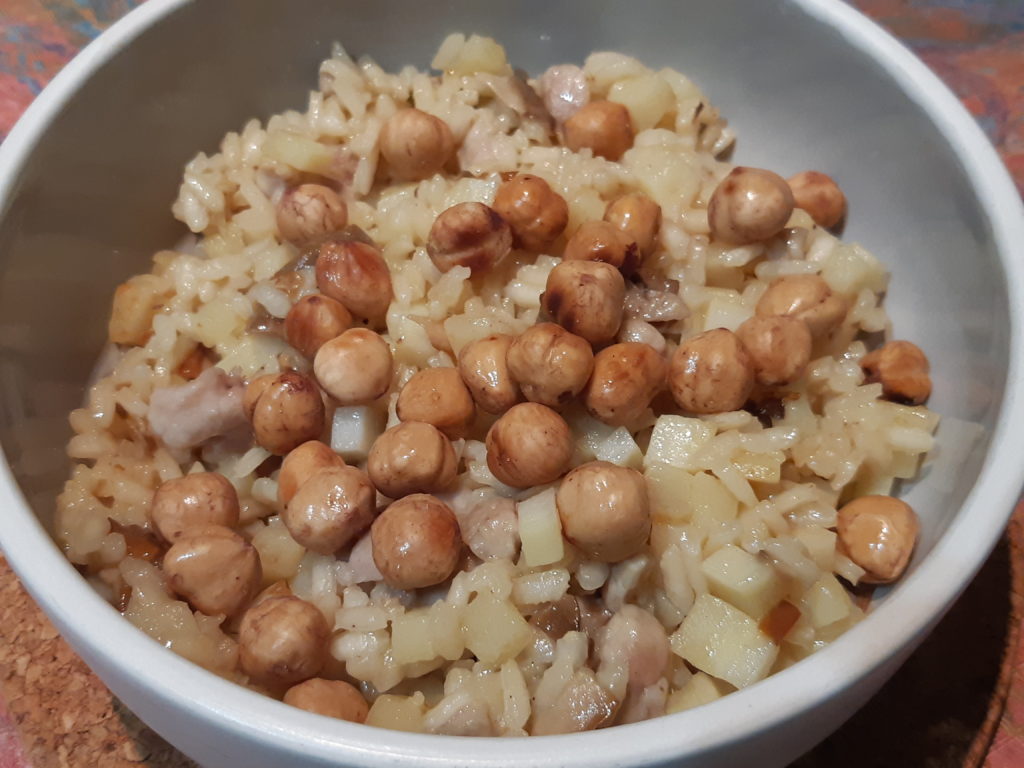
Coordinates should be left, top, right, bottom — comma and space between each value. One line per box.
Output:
0, 1, 1022, 766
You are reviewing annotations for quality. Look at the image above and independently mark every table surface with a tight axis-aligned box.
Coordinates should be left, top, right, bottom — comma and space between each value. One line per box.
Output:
1, 1, 1022, 766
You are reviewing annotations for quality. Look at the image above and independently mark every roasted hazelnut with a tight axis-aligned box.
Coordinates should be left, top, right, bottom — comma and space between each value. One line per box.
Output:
151, 472, 240, 543
604, 193, 661, 258
736, 315, 813, 386
563, 101, 634, 161
276, 184, 348, 245
557, 461, 650, 563
837, 495, 919, 583
239, 596, 330, 689
427, 202, 512, 274
367, 421, 457, 499
396, 367, 475, 439
506, 323, 594, 409
492, 174, 569, 252
315, 239, 393, 325
164, 525, 262, 618
542, 259, 625, 345
583, 342, 667, 426
283, 679, 369, 722
563, 220, 640, 275
668, 328, 755, 414
379, 108, 455, 181
282, 466, 376, 555
457, 334, 521, 414
245, 371, 326, 456
313, 328, 393, 405
371, 494, 461, 590
787, 171, 846, 229
485, 402, 573, 488
860, 340, 932, 405
278, 441, 347, 507
755, 274, 848, 339
708, 167, 795, 245
285, 294, 353, 359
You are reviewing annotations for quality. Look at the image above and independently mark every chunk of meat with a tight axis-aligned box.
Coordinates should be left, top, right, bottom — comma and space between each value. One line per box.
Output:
619, 678, 668, 724
457, 112, 519, 174
457, 495, 521, 561
531, 669, 617, 735
538, 65, 590, 125
147, 367, 249, 450
597, 605, 670, 700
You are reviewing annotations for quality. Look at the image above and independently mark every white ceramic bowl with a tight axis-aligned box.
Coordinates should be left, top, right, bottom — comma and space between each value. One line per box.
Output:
1, 1, 1022, 766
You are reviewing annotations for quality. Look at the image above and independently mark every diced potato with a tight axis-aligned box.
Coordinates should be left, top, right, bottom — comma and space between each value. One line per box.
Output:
593, 427, 644, 469
461, 594, 531, 666
366, 694, 427, 732
250, 518, 305, 585
193, 297, 246, 350
108, 275, 167, 346
331, 406, 386, 462
646, 463, 693, 523
584, 52, 649, 94
623, 145, 701, 209
820, 243, 888, 297
800, 574, 852, 630
517, 488, 564, 567
387, 311, 436, 368
732, 450, 783, 484
391, 603, 465, 664
666, 671, 732, 713
670, 594, 778, 689
644, 416, 715, 471
215, 333, 292, 378
432, 33, 509, 75
791, 527, 837, 571
702, 293, 752, 333
608, 74, 676, 131
701, 545, 783, 619
890, 450, 921, 480
264, 132, 337, 176
443, 311, 524, 357
688, 472, 738, 528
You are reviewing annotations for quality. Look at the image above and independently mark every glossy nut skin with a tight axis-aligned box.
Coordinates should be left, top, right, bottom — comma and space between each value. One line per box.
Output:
755, 274, 848, 339
283, 679, 369, 723
860, 340, 932, 406
485, 402, 573, 488
151, 472, 240, 543
542, 259, 626, 345
427, 202, 512, 274
604, 193, 661, 258
837, 495, 919, 583
563, 101, 634, 161
492, 173, 569, 252
313, 328, 393, 405
507, 323, 594, 409
583, 342, 667, 426
379, 108, 455, 181
238, 596, 330, 689
282, 466, 376, 555
163, 524, 262, 618
276, 184, 348, 245
707, 167, 795, 245
371, 494, 461, 590
278, 441, 346, 507
284, 294, 353, 359
245, 371, 326, 456
367, 421, 457, 499
736, 315, 813, 386
396, 367, 475, 439
787, 171, 846, 229
563, 220, 640, 275
556, 461, 651, 563
315, 239, 393, 325
669, 328, 755, 414
457, 334, 521, 414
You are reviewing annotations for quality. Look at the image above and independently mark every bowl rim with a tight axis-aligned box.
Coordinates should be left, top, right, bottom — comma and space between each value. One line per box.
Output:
1, 0, 1022, 764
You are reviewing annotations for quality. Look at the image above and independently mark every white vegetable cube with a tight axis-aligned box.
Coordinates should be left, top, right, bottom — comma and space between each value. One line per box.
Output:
670, 594, 778, 689
701, 545, 783, 619
366, 694, 426, 733
461, 595, 531, 666
792, 527, 837, 571
645, 463, 693, 522
666, 672, 732, 713
732, 450, 783, 484
820, 243, 888, 296
644, 416, 715, 471
517, 488, 564, 567
702, 293, 752, 333
800, 574, 853, 630
688, 472, 738, 528
330, 406, 386, 462
390, 603, 464, 665
594, 427, 644, 469
608, 74, 676, 131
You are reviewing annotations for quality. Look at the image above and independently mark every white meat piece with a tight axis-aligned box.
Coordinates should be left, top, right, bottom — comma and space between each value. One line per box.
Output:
346, 531, 383, 584
597, 605, 671, 700
147, 367, 249, 450
538, 65, 590, 124
619, 678, 669, 724
531, 669, 617, 735
457, 112, 519, 175
457, 495, 521, 561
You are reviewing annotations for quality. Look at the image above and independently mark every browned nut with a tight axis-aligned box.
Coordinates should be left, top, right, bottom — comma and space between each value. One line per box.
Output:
557, 461, 650, 563
787, 171, 846, 229
151, 472, 240, 543
542, 259, 625, 345
506, 323, 594, 409
245, 371, 326, 456
563, 220, 641, 275
367, 421, 457, 499
164, 524, 262, 618
668, 328, 755, 414
379, 108, 455, 181
485, 402, 573, 488
370, 494, 461, 590
457, 334, 521, 414
837, 495, 919, 583
285, 294, 353, 359
315, 239, 393, 325
736, 315, 813, 386
278, 440, 347, 507
563, 101, 634, 161
860, 340, 932, 405
708, 167, 795, 245
426, 202, 512, 274
283, 678, 369, 722
604, 193, 661, 258
282, 466, 376, 555
583, 342, 667, 426
755, 274, 848, 339
313, 328, 393, 405
276, 184, 348, 245
492, 174, 569, 252
396, 367, 476, 439
239, 595, 330, 689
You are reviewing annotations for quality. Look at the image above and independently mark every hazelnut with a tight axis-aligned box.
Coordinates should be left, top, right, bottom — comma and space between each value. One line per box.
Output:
285, 294, 353, 359
492, 174, 569, 252
485, 402, 573, 488
396, 367, 475, 439
668, 328, 755, 414
276, 184, 348, 245
313, 328, 393, 405
371, 494, 461, 590
542, 259, 625, 345
151, 472, 240, 543
708, 167, 795, 245
506, 323, 594, 409
427, 202, 512, 274
563, 101, 634, 161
